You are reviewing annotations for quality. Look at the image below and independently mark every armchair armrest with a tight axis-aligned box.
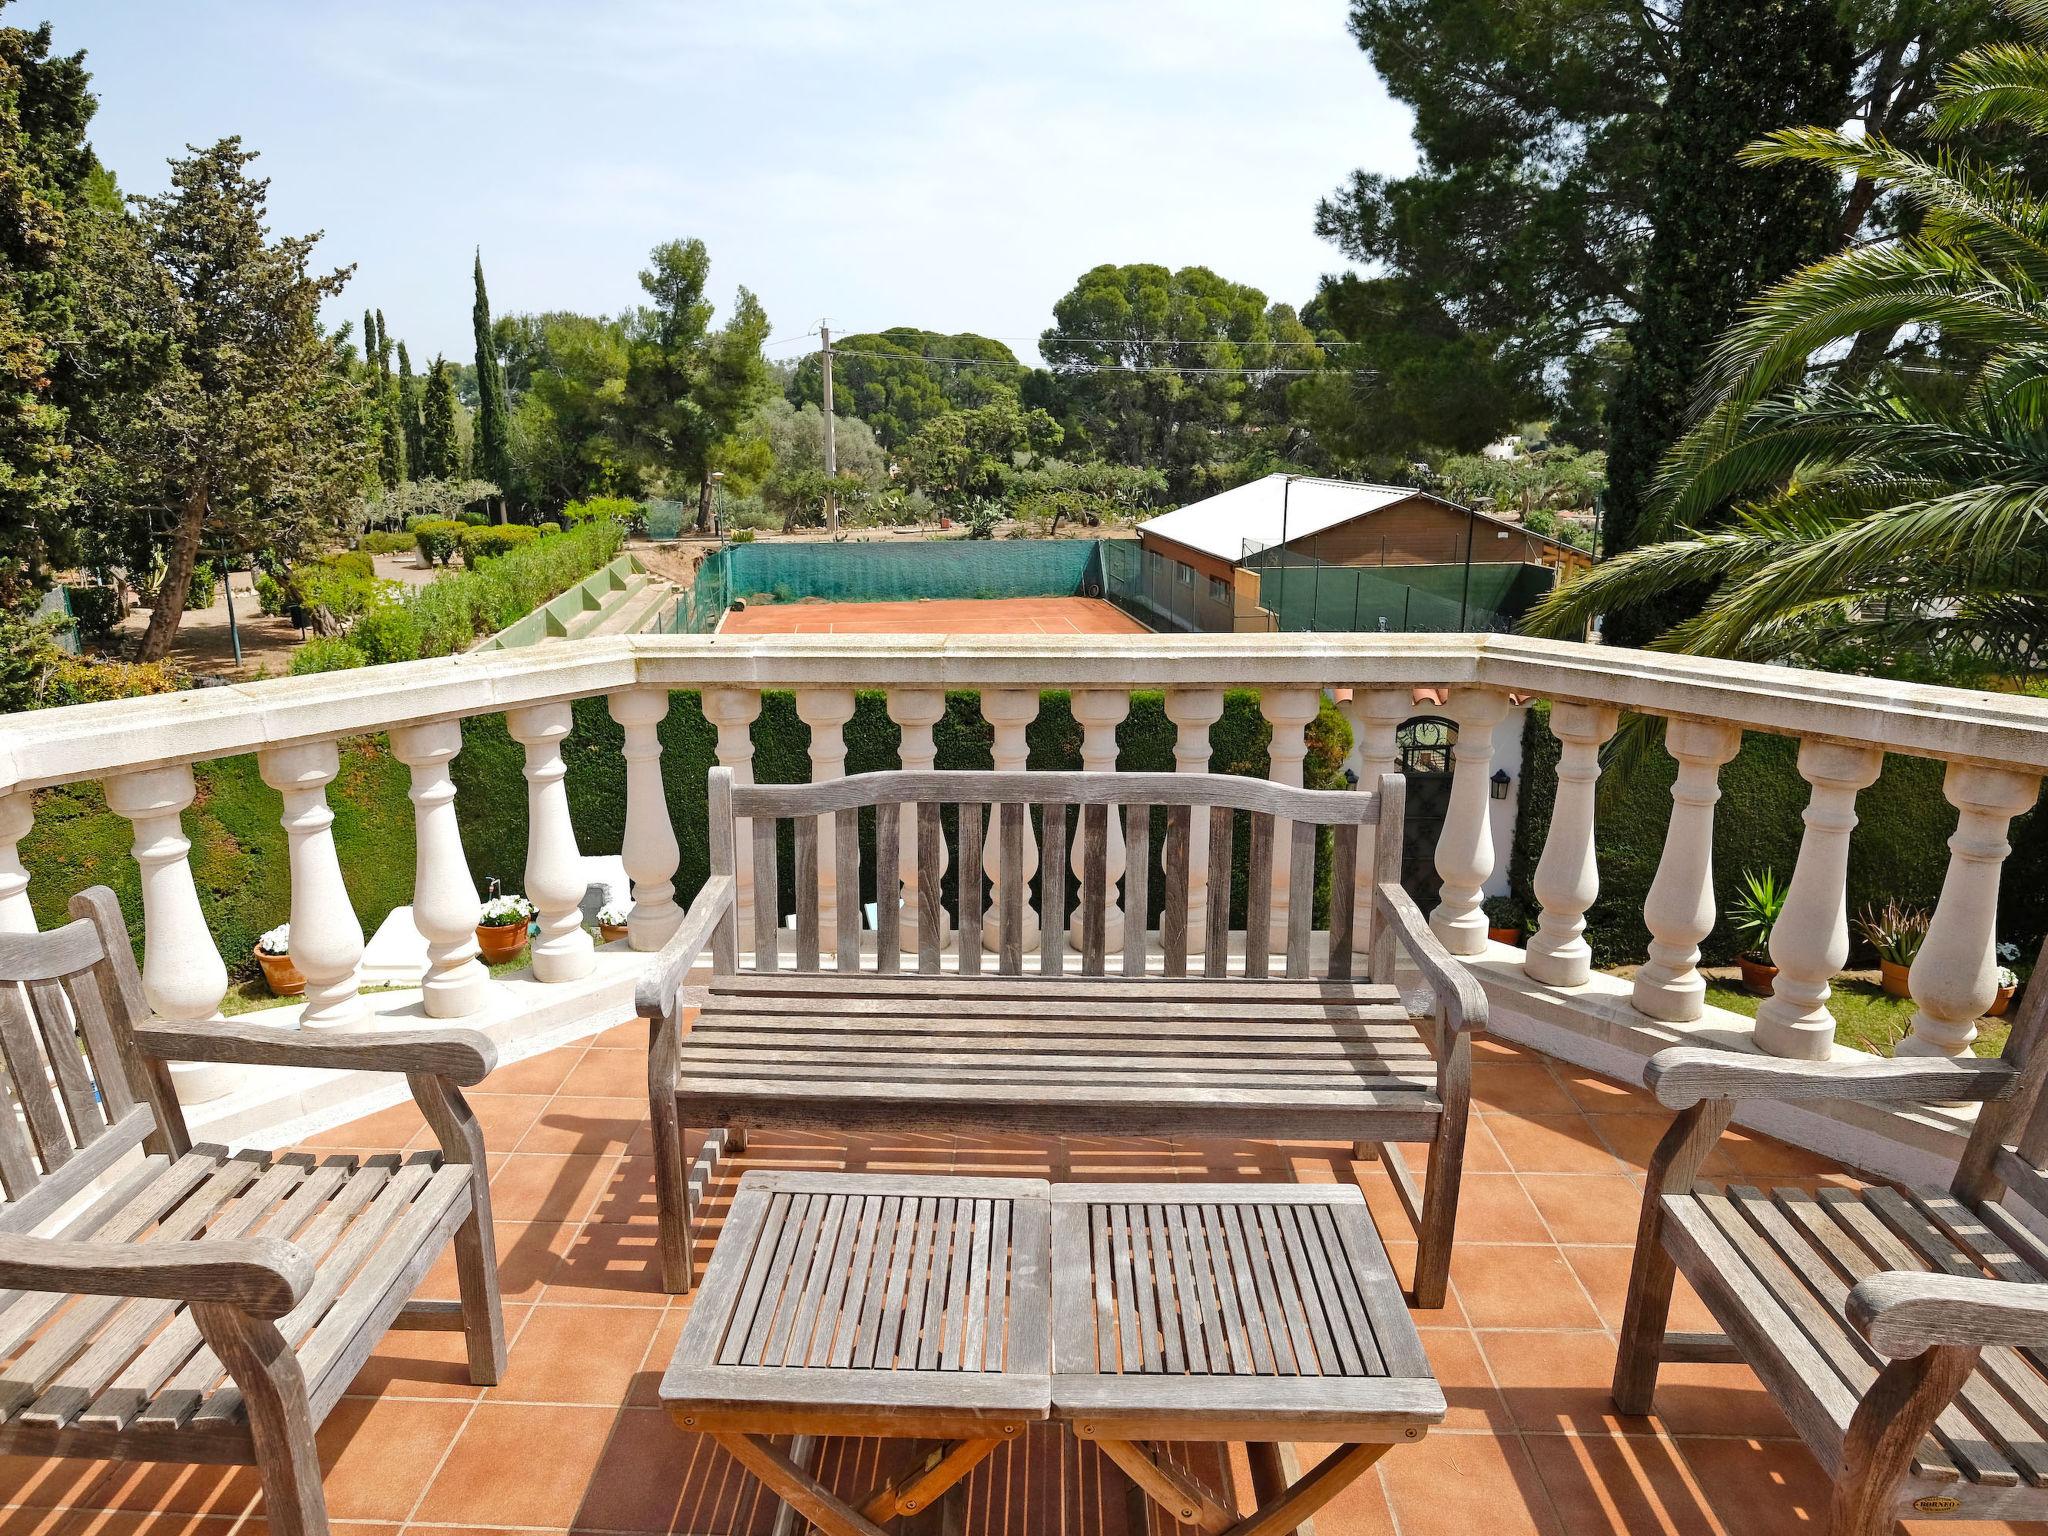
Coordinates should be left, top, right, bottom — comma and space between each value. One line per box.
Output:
636, 874, 734, 1022
1849, 1270, 2048, 1356
133, 1020, 497, 1087
1373, 881, 1487, 1036
0, 1233, 313, 1320
1645, 1047, 2018, 1111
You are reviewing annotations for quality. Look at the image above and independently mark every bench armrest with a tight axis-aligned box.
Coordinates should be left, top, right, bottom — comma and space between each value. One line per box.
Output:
1645, 1047, 2018, 1110
134, 1020, 497, 1087
1849, 1270, 2048, 1356
0, 1233, 313, 1320
1373, 881, 1487, 1037
636, 875, 735, 1022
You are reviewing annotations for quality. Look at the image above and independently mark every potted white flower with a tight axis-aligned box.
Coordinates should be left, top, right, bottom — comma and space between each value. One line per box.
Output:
1992, 941, 2024, 1018
475, 894, 535, 964
254, 923, 304, 997
597, 899, 632, 944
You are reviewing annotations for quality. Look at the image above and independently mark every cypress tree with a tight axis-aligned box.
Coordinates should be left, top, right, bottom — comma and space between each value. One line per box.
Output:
1599, 0, 1850, 644
396, 339, 425, 476
374, 308, 405, 487
471, 251, 512, 513
421, 355, 459, 480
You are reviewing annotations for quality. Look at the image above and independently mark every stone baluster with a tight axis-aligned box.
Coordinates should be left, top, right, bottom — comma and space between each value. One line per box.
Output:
507, 703, 595, 984
1631, 719, 1744, 1022
1752, 739, 1884, 1059
389, 720, 489, 1018
0, 790, 32, 934
1428, 689, 1513, 956
1340, 688, 1409, 957
888, 696, 950, 958
981, 689, 1039, 953
1260, 689, 1322, 955
258, 741, 366, 1028
703, 688, 762, 958
105, 766, 235, 1103
1523, 703, 1620, 987
1163, 688, 1223, 950
608, 688, 681, 950
1898, 763, 2043, 1057
797, 688, 858, 960
1070, 690, 1131, 951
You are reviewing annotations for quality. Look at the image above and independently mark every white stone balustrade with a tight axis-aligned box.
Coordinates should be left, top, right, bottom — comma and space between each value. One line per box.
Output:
1260, 688, 1321, 955
702, 687, 762, 956
888, 688, 949, 953
1632, 719, 1743, 1022
389, 720, 488, 1018
797, 688, 857, 959
104, 765, 234, 1102
609, 688, 682, 950
1430, 689, 1512, 956
0, 789, 32, 934
1752, 739, 1884, 1059
1899, 762, 2044, 1057
1341, 688, 1409, 958
981, 689, 1039, 952
1069, 690, 1130, 950
507, 703, 595, 984
1164, 688, 1223, 950
258, 740, 366, 1028
1523, 702, 1619, 988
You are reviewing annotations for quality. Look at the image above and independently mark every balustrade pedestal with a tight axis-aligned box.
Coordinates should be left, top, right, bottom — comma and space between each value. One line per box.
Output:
0, 789, 32, 935
506, 705, 596, 985
390, 720, 490, 1017
609, 688, 683, 951
258, 740, 366, 1029
1342, 689, 1410, 961
981, 690, 1040, 953
703, 688, 763, 959
1631, 720, 1743, 1023
1069, 691, 1130, 952
1428, 690, 1512, 956
1523, 703, 1619, 988
1165, 689, 1224, 953
888, 689, 949, 955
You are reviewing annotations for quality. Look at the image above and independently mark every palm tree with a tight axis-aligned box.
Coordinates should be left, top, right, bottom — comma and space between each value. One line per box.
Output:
1526, 0, 2048, 678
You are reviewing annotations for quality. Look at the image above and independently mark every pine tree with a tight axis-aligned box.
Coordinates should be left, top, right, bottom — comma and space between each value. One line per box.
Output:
420, 354, 459, 479
1599, 0, 1850, 644
471, 250, 512, 513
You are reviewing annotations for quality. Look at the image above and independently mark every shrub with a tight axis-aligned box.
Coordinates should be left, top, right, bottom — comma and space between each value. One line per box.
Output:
350, 601, 425, 666
564, 496, 645, 535
458, 509, 490, 527
287, 637, 367, 674
64, 585, 121, 646
296, 561, 385, 628
37, 653, 183, 705
329, 549, 374, 580
460, 525, 540, 564
253, 571, 288, 617
728, 529, 757, 544
359, 530, 415, 555
413, 519, 463, 567
184, 560, 218, 610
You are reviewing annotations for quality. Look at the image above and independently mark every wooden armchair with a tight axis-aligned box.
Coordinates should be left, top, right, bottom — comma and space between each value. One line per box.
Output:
1613, 946, 2048, 1535
0, 888, 507, 1536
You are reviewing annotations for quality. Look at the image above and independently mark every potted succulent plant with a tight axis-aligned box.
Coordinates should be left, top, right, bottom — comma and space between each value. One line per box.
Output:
1729, 868, 1786, 997
1991, 942, 2026, 1017
475, 893, 536, 964
1483, 894, 1527, 947
597, 899, 632, 944
1856, 899, 1930, 998
254, 923, 304, 997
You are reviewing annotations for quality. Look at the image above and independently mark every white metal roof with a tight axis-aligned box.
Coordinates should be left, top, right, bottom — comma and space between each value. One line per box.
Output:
1135, 474, 1433, 564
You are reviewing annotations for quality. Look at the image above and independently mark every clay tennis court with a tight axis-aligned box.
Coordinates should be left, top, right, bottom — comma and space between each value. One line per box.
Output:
717, 595, 1150, 635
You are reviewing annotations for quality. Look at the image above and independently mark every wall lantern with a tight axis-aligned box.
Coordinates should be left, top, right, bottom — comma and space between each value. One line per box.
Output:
1490, 769, 1513, 801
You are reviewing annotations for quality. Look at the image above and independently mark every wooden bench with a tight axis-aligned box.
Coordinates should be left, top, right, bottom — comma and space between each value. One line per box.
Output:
1613, 951, 2048, 1535
0, 888, 507, 1536
661, 1169, 1444, 1536
639, 767, 1484, 1308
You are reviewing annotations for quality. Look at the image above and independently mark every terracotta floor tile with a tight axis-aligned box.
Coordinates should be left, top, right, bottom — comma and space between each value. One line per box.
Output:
315, 1397, 473, 1522
75, 1463, 260, 1521
1452, 1244, 1605, 1330
1521, 1173, 1648, 1246
585, 1155, 663, 1226
1486, 1113, 1627, 1175
591, 1018, 650, 1049
1712, 1128, 1847, 1179
1651, 1361, 1796, 1440
1583, 1112, 1678, 1171
475, 1045, 584, 1097
515, 1096, 650, 1155
1473, 1063, 1582, 1116
414, 1403, 617, 1527
1566, 1245, 1717, 1332
558, 1048, 648, 1098
1521, 1427, 1725, 1536
298, 1099, 423, 1151
1552, 1066, 1662, 1114
419, 1219, 574, 1305
570, 1410, 778, 1535
1417, 1326, 1513, 1432
0, 1459, 108, 1516
628, 1309, 690, 1408
457, 1092, 552, 1154
487, 1153, 617, 1224
490, 1304, 661, 1404
1375, 1429, 1562, 1536
1666, 1435, 1834, 1535
1360, 1169, 1550, 1246
542, 1219, 672, 1306
1478, 1329, 1645, 1435
343, 1302, 531, 1402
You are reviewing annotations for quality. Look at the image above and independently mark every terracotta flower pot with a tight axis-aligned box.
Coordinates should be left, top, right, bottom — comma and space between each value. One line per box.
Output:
1990, 983, 2017, 1019
599, 922, 630, 944
1486, 926, 1522, 947
1880, 958, 1913, 998
254, 945, 304, 997
1736, 954, 1777, 998
475, 922, 528, 964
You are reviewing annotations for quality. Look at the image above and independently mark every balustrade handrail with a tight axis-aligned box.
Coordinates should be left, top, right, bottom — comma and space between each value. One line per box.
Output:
5, 632, 2048, 795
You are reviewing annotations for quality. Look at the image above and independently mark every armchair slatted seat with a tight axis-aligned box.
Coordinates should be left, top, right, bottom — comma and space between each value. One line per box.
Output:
0, 888, 507, 1536
640, 767, 1485, 1309
1614, 946, 2048, 1534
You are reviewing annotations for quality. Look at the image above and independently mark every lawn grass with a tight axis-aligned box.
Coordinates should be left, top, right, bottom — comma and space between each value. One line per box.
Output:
1703, 976, 2011, 1059
222, 943, 542, 1016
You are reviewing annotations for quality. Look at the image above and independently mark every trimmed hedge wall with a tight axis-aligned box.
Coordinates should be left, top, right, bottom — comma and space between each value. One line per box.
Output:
1506, 703, 2048, 968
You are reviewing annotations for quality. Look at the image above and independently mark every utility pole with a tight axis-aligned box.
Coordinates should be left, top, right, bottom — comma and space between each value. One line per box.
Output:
819, 323, 839, 534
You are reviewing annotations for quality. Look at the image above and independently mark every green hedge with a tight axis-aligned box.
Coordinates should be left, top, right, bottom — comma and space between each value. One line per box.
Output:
1506, 703, 2048, 968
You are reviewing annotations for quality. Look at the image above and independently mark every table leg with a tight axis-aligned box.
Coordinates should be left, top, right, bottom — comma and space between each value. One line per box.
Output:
712, 1431, 893, 1536
1094, 1438, 1235, 1534
1245, 1442, 1315, 1536
771, 1435, 823, 1536
1224, 1443, 1388, 1536
858, 1436, 1005, 1524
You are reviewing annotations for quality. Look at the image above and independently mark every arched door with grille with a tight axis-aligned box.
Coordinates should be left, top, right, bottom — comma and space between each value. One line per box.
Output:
1397, 715, 1457, 907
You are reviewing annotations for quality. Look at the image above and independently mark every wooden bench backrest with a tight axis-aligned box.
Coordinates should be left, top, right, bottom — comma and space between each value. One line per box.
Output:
709, 767, 1405, 984
0, 887, 185, 1234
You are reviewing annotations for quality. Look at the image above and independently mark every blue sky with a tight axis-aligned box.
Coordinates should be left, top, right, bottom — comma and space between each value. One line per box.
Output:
51, 1, 1414, 367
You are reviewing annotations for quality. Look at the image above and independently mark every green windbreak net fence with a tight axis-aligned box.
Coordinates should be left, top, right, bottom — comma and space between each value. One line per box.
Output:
1246, 549, 1555, 634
